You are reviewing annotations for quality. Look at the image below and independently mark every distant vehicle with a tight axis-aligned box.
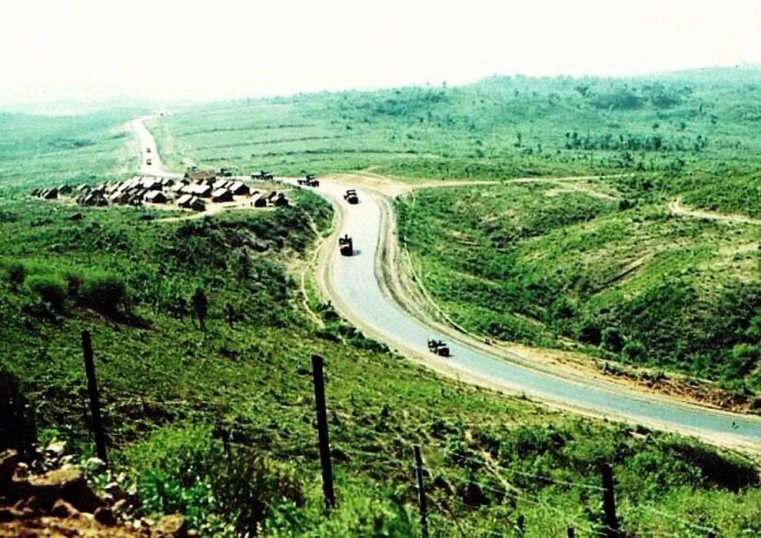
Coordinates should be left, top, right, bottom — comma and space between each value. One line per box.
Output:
146, 147, 151, 153
251, 170, 274, 180
427, 339, 450, 357
344, 189, 359, 204
219, 168, 233, 177
146, 158, 152, 166
298, 174, 320, 187
338, 234, 353, 256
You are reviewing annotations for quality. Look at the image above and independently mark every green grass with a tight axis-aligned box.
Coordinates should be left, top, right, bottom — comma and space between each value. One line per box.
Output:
146, 64, 761, 397
397, 180, 761, 395
153, 66, 761, 199
1, 187, 759, 536
4, 69, 761, 535
0, 110, 144, 193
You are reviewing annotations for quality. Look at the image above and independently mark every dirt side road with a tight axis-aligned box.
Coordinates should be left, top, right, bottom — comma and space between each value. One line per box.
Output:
670, 198, 761, 225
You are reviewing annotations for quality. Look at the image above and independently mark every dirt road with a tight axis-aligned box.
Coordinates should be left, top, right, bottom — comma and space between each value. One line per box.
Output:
670, 198, 761, 225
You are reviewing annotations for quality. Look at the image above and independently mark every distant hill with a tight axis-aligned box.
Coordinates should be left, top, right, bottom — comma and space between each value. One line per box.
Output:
0, 95, 155, 116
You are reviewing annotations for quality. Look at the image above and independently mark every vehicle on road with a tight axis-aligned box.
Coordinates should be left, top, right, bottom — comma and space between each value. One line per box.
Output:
146, 158, 152, 166
219, 168, 233, 177
427, 339, 450, 357
344, 189, 359, 204
251, 170, 274, 180
298, 174, 320, 187
339, 234, 353, 256
146, 147, 151, 153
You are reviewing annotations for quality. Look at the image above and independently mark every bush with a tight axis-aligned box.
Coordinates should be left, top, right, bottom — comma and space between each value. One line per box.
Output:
601, 327, 625, 353
622, 340, 647, 363
127, 426, 305, 535
26, 274, 67, 312
128, 426, 223, 533
0, 368, 36, 452
6, 261, 27, 288
213, 453, 304, 536
80, 272, 127, 315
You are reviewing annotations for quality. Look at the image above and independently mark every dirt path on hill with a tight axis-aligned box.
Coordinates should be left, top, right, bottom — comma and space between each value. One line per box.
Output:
669, 198, 761, 225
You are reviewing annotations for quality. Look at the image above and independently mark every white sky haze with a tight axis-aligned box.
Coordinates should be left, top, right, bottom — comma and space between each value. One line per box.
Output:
0, 0, 759, 104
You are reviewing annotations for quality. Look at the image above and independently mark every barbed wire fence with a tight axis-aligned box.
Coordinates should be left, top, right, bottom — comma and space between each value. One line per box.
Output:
72, 333, 725, 537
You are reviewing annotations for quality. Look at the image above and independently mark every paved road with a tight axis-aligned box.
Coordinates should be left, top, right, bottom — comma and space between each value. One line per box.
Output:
131, 117, 761, 451
130, 117, 183, 178
308, 181, 761, 451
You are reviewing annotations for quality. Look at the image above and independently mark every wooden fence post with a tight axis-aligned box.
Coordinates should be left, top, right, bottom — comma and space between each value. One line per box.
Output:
311, 355, 335, 509
413, 445, 429, 538
81, 330, 107, 466
515, 514, 525, 537
601, 463, 620, 538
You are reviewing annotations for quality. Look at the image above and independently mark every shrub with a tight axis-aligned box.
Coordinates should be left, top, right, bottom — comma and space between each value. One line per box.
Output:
6, 261, 26, 288
26, 274, 67, 312
128, 426, 223, 533
213, 453, 303, 536
622, 340, 647, 363
0, 368, 36, 452
63, 271, 84, 300
601, 327, 625, 353
81, 272, 127, 315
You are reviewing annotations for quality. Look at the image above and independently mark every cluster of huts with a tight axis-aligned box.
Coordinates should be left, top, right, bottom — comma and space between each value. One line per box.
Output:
30, 170, 290, 212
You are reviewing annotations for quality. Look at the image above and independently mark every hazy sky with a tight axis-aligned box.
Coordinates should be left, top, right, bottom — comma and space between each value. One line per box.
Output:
1, 0, 759, 104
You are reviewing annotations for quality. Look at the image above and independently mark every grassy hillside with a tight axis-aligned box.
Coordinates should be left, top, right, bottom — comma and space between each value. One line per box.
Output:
4, 71, 761, 536
147, 66, 761, 400
153, 67, 761, 203
0, 110, 143, 192
397, 181, 761, 396
2, 190, 761, 536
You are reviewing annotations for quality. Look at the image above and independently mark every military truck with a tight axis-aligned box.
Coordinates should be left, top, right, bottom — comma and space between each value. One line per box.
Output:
427, 339, 450, 357
344, 189, 359, 204
339, 234, 353, 256
298, 174, 320, 187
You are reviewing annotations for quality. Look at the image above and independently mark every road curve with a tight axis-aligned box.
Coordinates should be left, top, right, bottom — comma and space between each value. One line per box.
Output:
131, 117, 761, 451
305, 182, 761, 451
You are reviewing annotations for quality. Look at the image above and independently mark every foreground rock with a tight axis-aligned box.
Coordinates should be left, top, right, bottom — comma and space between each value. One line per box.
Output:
0, 449, 193, 537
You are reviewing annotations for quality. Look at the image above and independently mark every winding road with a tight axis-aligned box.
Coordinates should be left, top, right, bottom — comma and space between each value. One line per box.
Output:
131, 117, 761, 452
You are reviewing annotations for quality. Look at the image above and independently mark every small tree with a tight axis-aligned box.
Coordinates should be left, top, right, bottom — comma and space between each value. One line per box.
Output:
0, 368, 36, 453
191, 287, 208, 331
27, 274, 68, 312
225, 302, 236, 329
601, 327, 625, 353
7, 262, 27, 289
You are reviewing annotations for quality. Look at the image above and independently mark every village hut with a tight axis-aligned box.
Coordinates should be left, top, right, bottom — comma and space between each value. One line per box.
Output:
229, 181, 250, 196
145, 190, 168, 204
42, 188, 59, 200
177, 194, 195, 209
211, 188, 234, 203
